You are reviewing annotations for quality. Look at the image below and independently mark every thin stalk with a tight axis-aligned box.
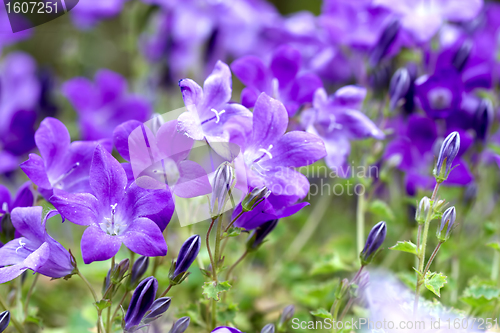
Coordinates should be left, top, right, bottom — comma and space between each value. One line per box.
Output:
0, 294, 25, 333
213, 218, 223, 283
106, 257, 115, 333
24, 273, 39, 317
422, 242, 443, 278
159, 284, 173, 298
413, 182, 440, 316
226, 251, 248, 280
206, 218, 216, 278
77, 270, 103, 332
224, 211, 243, 233
111, 291, 128, 322
211, 297, 217, 330
339, 298, 354, 321
356, 188, 365, 254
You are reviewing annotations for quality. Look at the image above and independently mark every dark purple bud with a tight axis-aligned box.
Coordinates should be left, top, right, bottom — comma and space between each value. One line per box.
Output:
402, 63, 417, 114
170, 235, 201, 284
360, 221, 387, 265
474, 99, 493, 141
369, 18, 400, 66
452, 39, 472, 72
246, 219, 279, 251
168, 317, 190, 333
242, 187, 271, 212
211, 162, 235, 217
279, 305, 295, 326
144, 297, 171, 324
437, 207, 456, 242
434, 131, 460, 182
0, 311, 10, 332
124, 277, 158, 332
127, 256, 150, 290
261, 323, 275, 333
389, 68, 411, 111
111, 259, 130, 284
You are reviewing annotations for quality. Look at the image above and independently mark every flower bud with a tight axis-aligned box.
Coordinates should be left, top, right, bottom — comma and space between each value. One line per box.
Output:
144, 297, 171, 324
389, 68, 411, 111
437, 206, 456, 242
452, 39, 472, 72
279, 305, 295, 327
127, 256, 149, 291
242, 187, 271, 212
111, 259, 130, 284
474, 99, 493, 141
169, 317, 191, 333
433, 199, 447, 214
0, 311, 10, 332
212, 327, 242, 333
433, 131, 460, 182
360, 221, 387, 265
415, 196, 431, 224
369, 18, 400, 66
261, 324, 275, 333
169, 235, 201, 285
211, 162, 235, 217
124, 277, 158, 332
246, 219, 278, 251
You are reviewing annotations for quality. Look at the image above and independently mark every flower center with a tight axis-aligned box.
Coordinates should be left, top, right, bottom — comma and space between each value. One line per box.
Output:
101, 203, 124, 236
201, 108, 226, 125
52, 162, 80, 189
428, 88, 452, 110
1, 202, 8, 213
246, 144, 274, 177
328, 115, 343, 132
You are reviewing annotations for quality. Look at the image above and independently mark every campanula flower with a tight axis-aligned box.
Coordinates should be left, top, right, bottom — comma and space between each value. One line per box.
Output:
211, 162, 235, 217
0, 182, 34, 217
169, 235, 200, 285
169, 317, 190, 333
231, 45, 323, 116
62, 69, 150, 141
20, 117, 111, 201
144, 297, 171, 324
177, 61, 252, 159
360, 221, 387, 265
51, 145, 170, 264
261, 324, 275, 333
124, 276, 158, 332
437, 206, 456, 242
212, 327, 242, 333
70, 0, 126, 29
434, 131, 460, 182
415, 196, 431, 225
389, 68, 411, 111
301, 86, 384, 173
241, 186, 271, 212
0, 207, 74, 284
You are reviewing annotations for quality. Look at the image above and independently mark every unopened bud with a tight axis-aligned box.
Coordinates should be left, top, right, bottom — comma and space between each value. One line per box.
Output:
369, 18, 400, 66
261, 323, 275, 333
111, 259, 130, 284
0, 311, 10, 332
127, 256, 149, 291
389, 68, 411, 111
437, 206, 456, 242
474, 99, 493, 141
360, 221, 387, 265
242, 187, 271, 212
279, 305, 295, 327
415, 197, 431, 224
144, 297, 171, 324
246, 219, 278, 251
211, 162, 235, 217
124, 277, 158, 332
434, 131, 460, 183
169, 235, 201, 285
452, 39, 472, 72
169, 317, 191, 333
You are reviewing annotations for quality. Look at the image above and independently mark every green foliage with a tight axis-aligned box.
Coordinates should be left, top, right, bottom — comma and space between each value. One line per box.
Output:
202, 281, 232, 301
368, 199, 395, 221
424, 272, 447, 297
310, 308, 332, 319
310, 254, 354, 276
461, 281, 500, 308
389, 241, 418, 255
486, 242, 500, 252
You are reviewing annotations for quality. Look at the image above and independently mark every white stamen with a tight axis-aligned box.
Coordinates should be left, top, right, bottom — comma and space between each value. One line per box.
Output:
328, 115, 343, 132
210, 108, 226, 124
16, 239, 26, 253
257, 144, 274, 159
1, 202, 8, 212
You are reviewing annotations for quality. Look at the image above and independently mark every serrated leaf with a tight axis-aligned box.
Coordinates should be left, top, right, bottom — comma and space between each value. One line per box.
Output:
95, 299, 111, 311
222, 227, 243, 239
389, 241, 418, 255
461, 284, 500, 308
487, 242, 500, 252
368, 200, 395, 220
424, 272, 447, 297
202, 281, 232, 301
310, 308, 332, 319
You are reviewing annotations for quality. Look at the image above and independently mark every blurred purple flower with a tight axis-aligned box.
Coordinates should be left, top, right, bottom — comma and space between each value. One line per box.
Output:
0, 182, 34, 216
70, 0, 127, 29
212, 327, 242, 333
0, 207, 74, 283
373, 0, 483, 43
62, 69, 150, 141
20, 118, 110, 201
301, 86, 385, 173
177, 60, 252, 159
231, 45, 323, 116
0, 7, 31, 51
51, 145, 170, 264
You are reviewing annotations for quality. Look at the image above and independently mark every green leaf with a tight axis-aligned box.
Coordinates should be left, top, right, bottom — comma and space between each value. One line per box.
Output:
424, 272, 447, 297
222, 227, 243, 239
368, 200, 395, 221
94, 299, 111, 311
389, 241, 418, 255
310, 254, 354, 276
461, 284, 500, 308
310, 308, 332, 319
487, 242, 500, 252
217, 302, 239, 324
202, 281, 232, 301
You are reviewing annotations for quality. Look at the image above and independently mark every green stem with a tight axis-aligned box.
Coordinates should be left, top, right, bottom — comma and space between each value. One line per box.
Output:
206, 218, 216, 278
414, 182, 440, 316
492, 251, 500, 281
159, 284, 173, 298
24, 273, 39, 317
213, 218, 223, 283
111, 291, 128, 323
356, 187, 365, 254
211, 297, 217, 330
422, 242, 443, 278
77, 270, 103, 332
226, 251, 248, 281
223, 211, 243, 233
0, 293, 25, 333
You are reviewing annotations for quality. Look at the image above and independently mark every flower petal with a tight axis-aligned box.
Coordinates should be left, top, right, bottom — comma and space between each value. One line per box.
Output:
251, 93, 288, 150
122, 218, 167, 257
20, 154, 51, 189
174, 160, 212, 198
34, 117, 70, 173
11, 182, 34, 209
124, 178, 173, 219
156, 119, 194, 163
201, 61, 232, 111
231, 55, 270, 92
270, 45, 301, 87
264, 167, 310, 199
0, 242, 50, 284
179, 78, 203, 107
333, 85, 367, 109
50, 191, 99, 226
10, 207, 45, 241
81, 224, 122, 264
113, 120, 143, 161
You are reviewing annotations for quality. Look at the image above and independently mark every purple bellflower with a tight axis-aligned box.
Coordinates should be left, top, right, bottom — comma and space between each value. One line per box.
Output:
301, 86, 385, 173
0, 311, 9, 332
70, 0, 126, 29
113, 119, 212, 199
20, 117, 111, 201
212, 327, 243, 333
231, 45, 323, 116
169, 317, 190, 333
227, 93, 326, 207
124, 276, 158, 332
373, 0, 483, 43
177, 61, 252, 159
0, 207, 74, 284
169, 235, 200, 285
51, 145, 170, 264
0, 182, 34, 217
62, 69, 150, 141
